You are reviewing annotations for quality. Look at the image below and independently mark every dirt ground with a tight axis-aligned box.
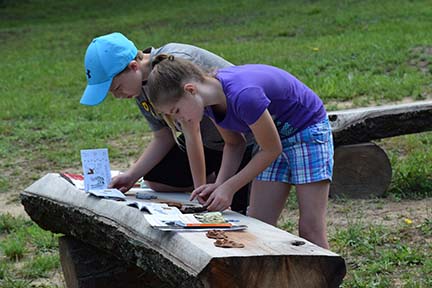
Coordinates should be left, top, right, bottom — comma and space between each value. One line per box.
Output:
280, 197, 432, 235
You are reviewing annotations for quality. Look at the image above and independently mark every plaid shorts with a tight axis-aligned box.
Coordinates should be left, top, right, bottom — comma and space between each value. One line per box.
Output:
256, 118, 334, 184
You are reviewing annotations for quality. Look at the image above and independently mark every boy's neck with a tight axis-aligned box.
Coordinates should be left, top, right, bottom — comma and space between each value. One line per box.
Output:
140, 53, 152, 80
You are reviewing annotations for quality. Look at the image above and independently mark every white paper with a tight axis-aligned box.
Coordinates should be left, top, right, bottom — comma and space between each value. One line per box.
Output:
126, 201, 182, 215
144, 214, 201, 227
88, 188, 126, 200
81, 148, 111, 191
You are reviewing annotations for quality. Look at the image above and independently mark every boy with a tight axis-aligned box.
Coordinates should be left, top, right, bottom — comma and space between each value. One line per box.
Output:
80, 32, 251, 213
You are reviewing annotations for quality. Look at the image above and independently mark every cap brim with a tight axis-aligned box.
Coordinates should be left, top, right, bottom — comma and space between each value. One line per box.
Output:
80, 79, 113, 106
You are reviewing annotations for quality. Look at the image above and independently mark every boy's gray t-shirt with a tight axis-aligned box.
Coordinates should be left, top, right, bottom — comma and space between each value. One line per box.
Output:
135, 43, 233, 151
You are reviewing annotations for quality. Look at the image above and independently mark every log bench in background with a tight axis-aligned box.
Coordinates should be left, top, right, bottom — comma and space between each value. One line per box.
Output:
328, 100, 432, 198
21, 173, 346, 288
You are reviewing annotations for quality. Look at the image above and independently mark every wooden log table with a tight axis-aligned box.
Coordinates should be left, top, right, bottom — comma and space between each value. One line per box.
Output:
21, 173, 346, 288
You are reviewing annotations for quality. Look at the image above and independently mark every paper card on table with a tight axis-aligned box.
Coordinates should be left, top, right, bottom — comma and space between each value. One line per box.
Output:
126, 201, 182, 215
144, 214, 201, 227
88, 188, 126, 200
81, 148, 111, 192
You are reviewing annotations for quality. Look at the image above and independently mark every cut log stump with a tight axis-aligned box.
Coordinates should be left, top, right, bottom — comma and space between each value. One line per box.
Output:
21, 173, 346, 288
330, 142, 392, 199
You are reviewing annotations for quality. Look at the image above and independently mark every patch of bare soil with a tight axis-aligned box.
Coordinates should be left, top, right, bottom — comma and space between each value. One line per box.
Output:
408, 45, 432, 74
0, 192, 28, 218
327, 94, 432, 111
29, 271, 66, 288
279, 197, 432, 235
328, 198, 432, 228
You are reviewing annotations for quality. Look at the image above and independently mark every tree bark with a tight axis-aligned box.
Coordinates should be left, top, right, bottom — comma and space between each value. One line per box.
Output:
329, 100, 432, 146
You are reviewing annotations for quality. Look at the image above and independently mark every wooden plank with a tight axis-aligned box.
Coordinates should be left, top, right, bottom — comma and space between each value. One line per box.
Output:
21, 173, 346, 287
329, 100, 432, 145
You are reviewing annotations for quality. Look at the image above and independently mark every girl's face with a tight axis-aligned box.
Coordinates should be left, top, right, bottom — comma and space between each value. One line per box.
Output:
158, 92, 204, 124
110, 64, 142, 99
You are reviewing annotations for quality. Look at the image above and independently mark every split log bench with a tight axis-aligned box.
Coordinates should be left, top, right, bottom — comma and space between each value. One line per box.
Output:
21, 173, 346, 288
328, 100, 432, 198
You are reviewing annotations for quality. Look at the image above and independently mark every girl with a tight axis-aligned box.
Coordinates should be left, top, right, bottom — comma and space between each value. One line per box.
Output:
147, 55, 334, 249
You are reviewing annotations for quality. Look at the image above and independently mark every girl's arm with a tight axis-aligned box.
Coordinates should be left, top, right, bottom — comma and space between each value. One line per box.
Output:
223, 109, 282, 191
189, 122, 245, 202
203, 110, 282, 211
214, 125, 246, 185
181, 119, 207, 189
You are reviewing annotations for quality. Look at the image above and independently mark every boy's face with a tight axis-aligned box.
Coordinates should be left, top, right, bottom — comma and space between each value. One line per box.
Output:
109, 64, 142, 99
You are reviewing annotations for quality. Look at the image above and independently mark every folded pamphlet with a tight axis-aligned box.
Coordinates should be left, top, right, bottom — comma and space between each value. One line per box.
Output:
88, 188, 126, 200
126, 201, 182, 215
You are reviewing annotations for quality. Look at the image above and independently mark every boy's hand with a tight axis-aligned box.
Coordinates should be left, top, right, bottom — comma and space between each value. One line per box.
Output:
109, 172, 136, 193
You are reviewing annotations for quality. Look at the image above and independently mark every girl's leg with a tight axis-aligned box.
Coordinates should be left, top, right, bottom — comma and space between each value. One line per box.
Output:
296, 180, 330, 249
248, 180, 291, 226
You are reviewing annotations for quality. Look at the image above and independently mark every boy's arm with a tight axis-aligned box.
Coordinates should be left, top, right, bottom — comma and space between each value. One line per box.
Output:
129, 127, 176, 179
109, 127, 175, 192
181, 120, 207, 188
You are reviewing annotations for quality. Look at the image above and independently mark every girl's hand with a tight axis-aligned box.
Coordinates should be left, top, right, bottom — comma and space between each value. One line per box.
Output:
190, 183, 219, 204
204, 183, 236, 212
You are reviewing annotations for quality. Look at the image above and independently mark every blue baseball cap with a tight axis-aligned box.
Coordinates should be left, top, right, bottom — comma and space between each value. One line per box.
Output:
80, 32, 138, 106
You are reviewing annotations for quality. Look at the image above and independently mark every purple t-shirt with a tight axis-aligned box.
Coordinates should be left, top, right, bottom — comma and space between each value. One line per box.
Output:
205, 64, 326, 137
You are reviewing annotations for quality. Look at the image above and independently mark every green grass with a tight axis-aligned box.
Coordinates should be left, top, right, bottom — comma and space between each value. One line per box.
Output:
1, 235, 27, 261
1, 0, 431, 286
21, 254, 60, 279
384, 133, 432, 199
0, 213, 61, 286
0, 214, 30, 234
0, 277, 32, 288
331, 220, 432, 287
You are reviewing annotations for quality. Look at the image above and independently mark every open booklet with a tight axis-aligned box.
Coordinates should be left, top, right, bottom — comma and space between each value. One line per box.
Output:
126, 201, 181, 215
132, 202, 247, 232
87, 188, 126, 200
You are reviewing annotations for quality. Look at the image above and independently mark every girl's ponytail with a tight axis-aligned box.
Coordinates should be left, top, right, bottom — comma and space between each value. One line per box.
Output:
152, 54, 175, 69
